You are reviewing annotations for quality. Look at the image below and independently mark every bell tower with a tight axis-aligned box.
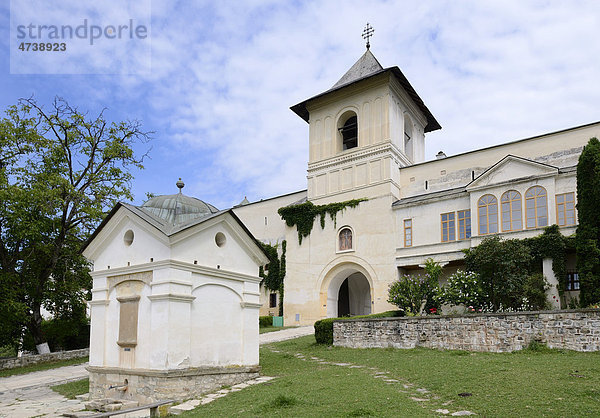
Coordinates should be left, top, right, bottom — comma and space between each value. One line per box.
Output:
291, 26, 441, 203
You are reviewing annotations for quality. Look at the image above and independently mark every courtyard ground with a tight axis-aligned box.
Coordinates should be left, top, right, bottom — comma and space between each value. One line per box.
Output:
0, 326, 314, 417
2, 326, 599, 417
180, 336, 600, 417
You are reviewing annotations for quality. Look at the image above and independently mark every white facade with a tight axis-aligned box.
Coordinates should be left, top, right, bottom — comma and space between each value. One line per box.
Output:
234, 48, 597, 325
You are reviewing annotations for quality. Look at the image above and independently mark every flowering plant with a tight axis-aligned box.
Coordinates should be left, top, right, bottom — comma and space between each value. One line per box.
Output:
439, 270, 487, 311
388, 273, 440, 315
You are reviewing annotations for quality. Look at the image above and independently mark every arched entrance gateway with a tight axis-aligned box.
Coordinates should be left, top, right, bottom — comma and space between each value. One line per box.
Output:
336, 272, 371, 317
320, 261, 374, 318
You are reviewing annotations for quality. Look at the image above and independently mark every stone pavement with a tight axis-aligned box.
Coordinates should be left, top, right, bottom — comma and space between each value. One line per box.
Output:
0, 325, 315, 417
0, 363, 88, 418
259, 325, 314, 344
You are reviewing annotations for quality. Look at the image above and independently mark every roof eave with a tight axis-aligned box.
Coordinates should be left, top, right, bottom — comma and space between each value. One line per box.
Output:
290, 67, 441, 133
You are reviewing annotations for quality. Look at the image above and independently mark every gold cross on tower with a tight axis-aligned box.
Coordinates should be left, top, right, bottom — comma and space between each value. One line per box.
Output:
362, 23, 374, 49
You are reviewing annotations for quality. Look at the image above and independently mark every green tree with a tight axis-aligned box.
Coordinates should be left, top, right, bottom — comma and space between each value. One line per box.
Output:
576, 137, 600, 306
0, 97, 149, 352
463, 236, 532, 311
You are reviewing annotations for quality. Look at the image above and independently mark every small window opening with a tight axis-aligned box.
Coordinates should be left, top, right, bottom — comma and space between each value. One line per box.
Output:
472, 171, 475, 181
264, 216, 268, 225
123, 230, 134, 246
566, 271, 579, 291
269, 293, 277, 308
425, 180, 428, 190
339, 116, 358, 150
215, 232, 226, 247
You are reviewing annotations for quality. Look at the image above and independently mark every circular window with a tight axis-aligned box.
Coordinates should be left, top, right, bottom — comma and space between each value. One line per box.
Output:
215, 232, 226, 247
123, 230, 134, 246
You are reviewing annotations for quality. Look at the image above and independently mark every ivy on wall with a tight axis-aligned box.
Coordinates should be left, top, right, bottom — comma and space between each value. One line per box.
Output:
277, 198, 367, 244
258, 240, 286, 316
524, 225, 575, 295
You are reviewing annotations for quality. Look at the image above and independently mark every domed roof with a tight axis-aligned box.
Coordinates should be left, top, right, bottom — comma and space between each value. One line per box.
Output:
141, 179, 219, 225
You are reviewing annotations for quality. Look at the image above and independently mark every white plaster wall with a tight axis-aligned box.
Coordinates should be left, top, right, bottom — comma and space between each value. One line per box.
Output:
190, 283, 244, 366
171, 219, 259, 277
283, 194, 398, 325
233, 190, 307, 244
91, 213, 170, 271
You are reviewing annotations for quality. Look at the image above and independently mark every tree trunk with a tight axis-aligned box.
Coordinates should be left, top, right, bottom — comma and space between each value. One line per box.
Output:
29, 305, 50, 353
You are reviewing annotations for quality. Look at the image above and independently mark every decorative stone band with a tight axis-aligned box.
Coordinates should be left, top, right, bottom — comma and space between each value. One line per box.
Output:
147, 293, 196, 303
116, 296, 141, 303
88, 299, 110, 306
87, 365, 261, 404
240, 301, 263, 309
308, 141, 406, 172
90, 259, 262, 284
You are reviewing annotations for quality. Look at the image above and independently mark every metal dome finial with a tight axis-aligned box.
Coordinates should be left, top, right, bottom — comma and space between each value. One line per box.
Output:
176, 178, 184, 193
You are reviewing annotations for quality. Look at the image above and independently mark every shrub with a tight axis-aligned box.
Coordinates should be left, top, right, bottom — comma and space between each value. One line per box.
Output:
0, 345, 16, 358
439, 270, 487, 311
314, 310, 404, 345
259, 315, 273, 328
464, 236, 533, 311
387, 273, 440, 315
314, 318, 335, 345
522, 273, 550, 310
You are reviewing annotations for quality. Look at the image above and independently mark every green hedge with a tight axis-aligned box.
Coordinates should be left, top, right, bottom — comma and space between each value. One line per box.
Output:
314, 310, 404, 345
259, 315, 273, 328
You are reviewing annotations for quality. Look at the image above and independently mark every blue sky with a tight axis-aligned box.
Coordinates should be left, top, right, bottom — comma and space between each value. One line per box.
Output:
2, 1, 600, 209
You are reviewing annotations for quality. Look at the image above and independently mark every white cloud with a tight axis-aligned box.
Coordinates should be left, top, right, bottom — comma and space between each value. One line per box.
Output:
4, 0, 600, 209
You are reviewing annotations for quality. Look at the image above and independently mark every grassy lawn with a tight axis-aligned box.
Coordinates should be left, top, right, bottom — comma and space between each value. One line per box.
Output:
0, 356, 88, 378
51, 378, 89, 399
179, 335, 600, 417
259, 326, 297, 334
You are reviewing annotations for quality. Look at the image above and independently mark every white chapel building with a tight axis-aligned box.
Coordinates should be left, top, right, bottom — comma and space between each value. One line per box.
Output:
83, 181, 268, 401
233, 46, 600, 326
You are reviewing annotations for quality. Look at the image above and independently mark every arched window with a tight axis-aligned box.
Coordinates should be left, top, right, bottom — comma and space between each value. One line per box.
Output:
525, 186, 548, 228
339, 228, 353, 251
478, 194, 498, 235
339, 115, 358, 150
501, 190, 522, 231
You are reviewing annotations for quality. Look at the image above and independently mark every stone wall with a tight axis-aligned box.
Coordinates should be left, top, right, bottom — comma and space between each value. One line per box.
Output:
87, 365, 260, 404
0, 348, 89, 370
333, 309, 600, 352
